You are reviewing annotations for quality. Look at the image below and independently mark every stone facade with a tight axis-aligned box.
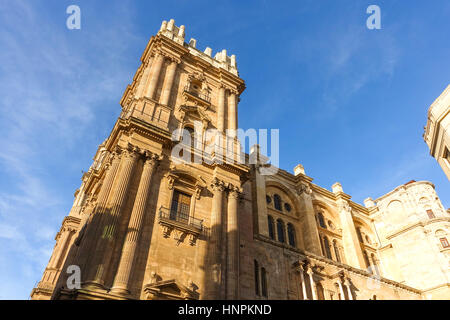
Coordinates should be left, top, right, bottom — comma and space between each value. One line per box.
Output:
424, 85, 450, 180
30, 19, 450, 301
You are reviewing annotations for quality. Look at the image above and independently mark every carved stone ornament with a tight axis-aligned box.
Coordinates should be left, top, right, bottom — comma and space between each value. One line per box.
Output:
338, 200, 351, 213
162, 225, 173, 238
166, 174, 176, 190
297, 183, 312, 196
211, 177, 226, 192
188, 233, 198, 246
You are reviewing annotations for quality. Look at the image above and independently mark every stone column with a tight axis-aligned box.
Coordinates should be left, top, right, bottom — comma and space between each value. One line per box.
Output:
208, 178, 225, 299
297, 184, 322, 255
251, 158, 269, 237
160, 59, 178, 106
75, 150, 122, 274
369, 255, 380, 276
227, 90, 237, 135
111, 152, 159, 294
50, 228, 71, 269
345, 279, 354, 300
335, 192, 366, 269
217, 86, 226, 133
338, 280, 346, 300
226, 186, 240, 300
136, 57, 154, 99
86, 145, 139, 288
299, 265, 308, 300
307, 268, 318, 300
145, 53, 164, 100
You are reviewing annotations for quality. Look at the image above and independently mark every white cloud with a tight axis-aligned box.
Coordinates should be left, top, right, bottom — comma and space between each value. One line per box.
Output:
0, 0, 142, 299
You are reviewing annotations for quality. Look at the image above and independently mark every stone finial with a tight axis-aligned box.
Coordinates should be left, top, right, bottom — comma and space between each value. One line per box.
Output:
249, 144, 269, 165
294, 164, 305, 176
178, 25, 185, 38
204, 47, 212, 56
189, 38, 197, 48
167, 19, 175, 31
221, 49, 227, 62
332, 182, 343, 194
230, 54, 236, 67
160, 20, 167, 32
364, 197, 375, 208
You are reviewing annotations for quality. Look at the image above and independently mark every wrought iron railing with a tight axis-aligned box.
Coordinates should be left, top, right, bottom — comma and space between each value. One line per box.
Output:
159, 207, 204, 231
183, 85, 211, 103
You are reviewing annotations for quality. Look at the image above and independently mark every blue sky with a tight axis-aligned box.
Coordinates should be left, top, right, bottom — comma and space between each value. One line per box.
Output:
0, 0, 448, 299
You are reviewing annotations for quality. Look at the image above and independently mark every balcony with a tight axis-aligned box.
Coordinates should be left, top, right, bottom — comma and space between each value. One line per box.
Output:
183, 85, 211, 105
158, 207, 204, 245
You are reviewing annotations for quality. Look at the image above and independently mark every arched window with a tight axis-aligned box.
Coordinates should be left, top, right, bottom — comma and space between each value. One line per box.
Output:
317, 212, 327, 229
261, 267, 268, 297
287, 223, 296, 247
319, 235, 325, 255
363, 251, 372, 274
267, 215, 275, 240
277, 219, 285, 243
284, 203, 292, 212
254, 260, 260, 296
333, 240, 341, 262
273, 194, 282, 211
323, 236, 332, 259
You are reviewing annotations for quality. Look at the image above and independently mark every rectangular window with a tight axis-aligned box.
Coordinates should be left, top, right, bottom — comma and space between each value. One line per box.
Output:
427, 209, 435, 219
356, 227, 364, 243
261, 268, 268, 298
440, 237, 449, 248
170, 190, 191, 223
254, 260, 260, 296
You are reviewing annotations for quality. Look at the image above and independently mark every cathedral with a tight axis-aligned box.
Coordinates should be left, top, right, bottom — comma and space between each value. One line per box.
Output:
31, 19, 450, 300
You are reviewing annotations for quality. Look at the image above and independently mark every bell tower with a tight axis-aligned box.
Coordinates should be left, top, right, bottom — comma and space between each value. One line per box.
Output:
31, 19, 248, 300
120, 19, 244, 139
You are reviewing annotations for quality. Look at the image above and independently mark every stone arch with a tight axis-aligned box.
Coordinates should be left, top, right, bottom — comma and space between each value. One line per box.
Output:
265, 180, 301, 218
353, 217, 376, 246
387, 199, 405, 215
312, 200, 341, 231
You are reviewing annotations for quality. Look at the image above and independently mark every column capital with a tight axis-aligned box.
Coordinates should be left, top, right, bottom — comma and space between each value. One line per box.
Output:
228, 88, 239, 96
166, 55, 181, 65
123, 144, 140, 159
337, 199, 351, 213
143, 151, 161, 166
227, 183, 242, 198
156, 49, 181, 64
297, 182, 312, 196
211, 178, 226, 192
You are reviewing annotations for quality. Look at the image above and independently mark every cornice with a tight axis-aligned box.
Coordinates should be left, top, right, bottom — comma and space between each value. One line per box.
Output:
310, 184, 336, 200
374, 180, 435, 203
254, 234, 421, 294
386, 217, 450, 240
317, 226, 342, 239
378, 243, 393, 252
